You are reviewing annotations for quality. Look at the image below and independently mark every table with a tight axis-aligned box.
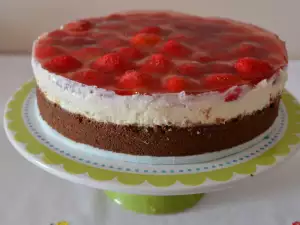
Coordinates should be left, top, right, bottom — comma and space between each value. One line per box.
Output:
1, 55, 300, 225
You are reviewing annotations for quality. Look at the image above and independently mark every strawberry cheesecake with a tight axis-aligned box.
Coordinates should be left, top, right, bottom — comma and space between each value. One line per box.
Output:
32, 11, 288, 156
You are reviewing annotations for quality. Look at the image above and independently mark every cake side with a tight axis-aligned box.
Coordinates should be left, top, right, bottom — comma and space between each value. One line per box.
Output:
37, 87, 280, 156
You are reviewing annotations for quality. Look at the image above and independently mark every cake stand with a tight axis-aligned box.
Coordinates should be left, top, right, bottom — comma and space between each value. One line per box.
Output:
4, 80, 300, 214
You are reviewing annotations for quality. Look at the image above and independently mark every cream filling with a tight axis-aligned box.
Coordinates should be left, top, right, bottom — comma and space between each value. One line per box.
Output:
32, 58, 287, 127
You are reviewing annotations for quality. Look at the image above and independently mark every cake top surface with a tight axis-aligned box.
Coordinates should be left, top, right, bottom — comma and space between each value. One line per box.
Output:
33, 11, 288, 95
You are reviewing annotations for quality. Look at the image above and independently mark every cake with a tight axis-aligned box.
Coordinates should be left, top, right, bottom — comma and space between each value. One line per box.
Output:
32, 11, 288, 157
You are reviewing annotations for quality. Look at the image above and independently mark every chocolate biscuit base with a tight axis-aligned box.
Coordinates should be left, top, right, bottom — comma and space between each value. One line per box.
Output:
37, 88, 280, 156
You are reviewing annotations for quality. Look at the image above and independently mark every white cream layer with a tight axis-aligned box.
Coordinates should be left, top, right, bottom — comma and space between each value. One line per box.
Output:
32, 58, 287, 127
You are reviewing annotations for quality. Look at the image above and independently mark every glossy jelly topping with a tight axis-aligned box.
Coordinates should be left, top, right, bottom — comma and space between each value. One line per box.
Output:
33, 12, 288, 95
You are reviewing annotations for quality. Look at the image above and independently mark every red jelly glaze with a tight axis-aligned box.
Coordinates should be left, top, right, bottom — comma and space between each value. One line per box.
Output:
34, 12, 288, 96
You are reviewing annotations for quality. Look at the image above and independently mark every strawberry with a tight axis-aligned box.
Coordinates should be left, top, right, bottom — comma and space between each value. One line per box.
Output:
72, 47, 102, 61
118, 70, 150, 90
161, 40, 191, 58
139, 26, 161, 34
72, 69, 110, 87
204, 73, 243, 92
292, 222, 300, 225
235, 57, 273, 74
234, 57, 274, 83
164, 76, 187, 92
34, 45, 64, 60
118, 47, 144, 60
141, 54, 172, 74
131, 33, 161, 47
42, 55, 82, 73
177, 63, 202, 76
224, 87, 242, 102
92, 53, 132, 72
64, 20, 92, 32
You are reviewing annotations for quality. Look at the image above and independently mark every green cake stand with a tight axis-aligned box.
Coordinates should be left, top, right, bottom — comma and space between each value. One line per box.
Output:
4, 81, 300, 214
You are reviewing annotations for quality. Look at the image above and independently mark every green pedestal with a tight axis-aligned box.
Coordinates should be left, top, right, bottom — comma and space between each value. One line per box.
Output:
104, 191, 204, 214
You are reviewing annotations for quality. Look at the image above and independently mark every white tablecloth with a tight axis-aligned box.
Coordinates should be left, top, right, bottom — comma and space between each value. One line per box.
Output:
1, 55, 300, 225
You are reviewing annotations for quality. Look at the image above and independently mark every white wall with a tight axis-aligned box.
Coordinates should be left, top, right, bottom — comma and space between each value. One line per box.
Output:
0, 0, 299, 59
